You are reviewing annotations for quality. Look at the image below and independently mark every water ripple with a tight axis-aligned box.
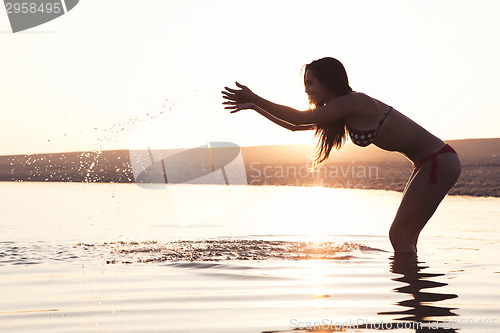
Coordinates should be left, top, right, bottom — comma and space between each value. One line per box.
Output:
85, 239, 386, 264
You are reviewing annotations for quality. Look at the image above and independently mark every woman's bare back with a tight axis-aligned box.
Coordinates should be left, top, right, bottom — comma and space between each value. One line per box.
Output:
342, 93, 445, 163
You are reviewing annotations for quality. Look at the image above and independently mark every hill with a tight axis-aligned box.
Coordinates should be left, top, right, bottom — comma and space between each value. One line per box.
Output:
240, 138, 499, 165
0, 138, 498, 197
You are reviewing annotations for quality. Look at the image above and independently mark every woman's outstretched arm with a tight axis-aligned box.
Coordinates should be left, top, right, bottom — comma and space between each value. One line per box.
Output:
250, 104, 315, 131
221, 82, 351, 125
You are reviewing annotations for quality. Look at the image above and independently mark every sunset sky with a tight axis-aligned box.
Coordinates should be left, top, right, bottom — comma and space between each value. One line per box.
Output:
1, 0, 499, 155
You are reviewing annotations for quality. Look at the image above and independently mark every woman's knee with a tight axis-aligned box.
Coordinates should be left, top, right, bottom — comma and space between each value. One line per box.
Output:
389, 225, 417, 253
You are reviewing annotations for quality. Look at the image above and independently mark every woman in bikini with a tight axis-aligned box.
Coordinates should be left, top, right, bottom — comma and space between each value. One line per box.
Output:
221, 57, 461, 254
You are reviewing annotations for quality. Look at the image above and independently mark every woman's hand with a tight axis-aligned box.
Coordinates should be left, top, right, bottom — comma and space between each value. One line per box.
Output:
221, 82, 257, 113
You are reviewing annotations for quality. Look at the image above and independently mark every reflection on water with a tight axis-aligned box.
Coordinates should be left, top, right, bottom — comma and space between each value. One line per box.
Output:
378, 254, 459, 332
264, 254, 461, 333
2, 183, 498, 332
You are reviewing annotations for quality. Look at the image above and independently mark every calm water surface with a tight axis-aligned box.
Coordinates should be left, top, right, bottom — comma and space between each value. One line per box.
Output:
0, 182, 499, 332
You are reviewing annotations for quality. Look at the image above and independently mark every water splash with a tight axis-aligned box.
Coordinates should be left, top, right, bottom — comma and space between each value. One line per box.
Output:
79, 239, 386, 264
2, 97, 186, 183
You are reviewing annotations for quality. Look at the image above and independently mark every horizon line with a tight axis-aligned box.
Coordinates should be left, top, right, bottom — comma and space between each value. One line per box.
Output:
0, 137, 498, 157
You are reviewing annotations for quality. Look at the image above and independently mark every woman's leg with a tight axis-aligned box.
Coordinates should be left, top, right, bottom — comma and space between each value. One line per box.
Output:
402, 168, 418, 196
389, 153, 461, 253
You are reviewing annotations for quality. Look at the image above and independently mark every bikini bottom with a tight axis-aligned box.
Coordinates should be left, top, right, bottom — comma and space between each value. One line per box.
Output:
413, 144, 458, 184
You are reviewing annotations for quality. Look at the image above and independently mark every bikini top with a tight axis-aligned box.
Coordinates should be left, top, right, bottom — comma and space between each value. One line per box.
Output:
347, 106, 393, 147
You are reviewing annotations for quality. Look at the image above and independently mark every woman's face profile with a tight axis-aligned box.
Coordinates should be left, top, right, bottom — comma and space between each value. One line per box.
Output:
304, 70, 330, 105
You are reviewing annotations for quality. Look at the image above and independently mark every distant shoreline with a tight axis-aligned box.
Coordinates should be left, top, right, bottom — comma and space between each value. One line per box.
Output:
0, 138, 498, 198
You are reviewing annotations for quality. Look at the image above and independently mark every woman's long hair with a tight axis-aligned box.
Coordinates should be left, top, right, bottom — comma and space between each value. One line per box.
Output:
304, 57, 353, 171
